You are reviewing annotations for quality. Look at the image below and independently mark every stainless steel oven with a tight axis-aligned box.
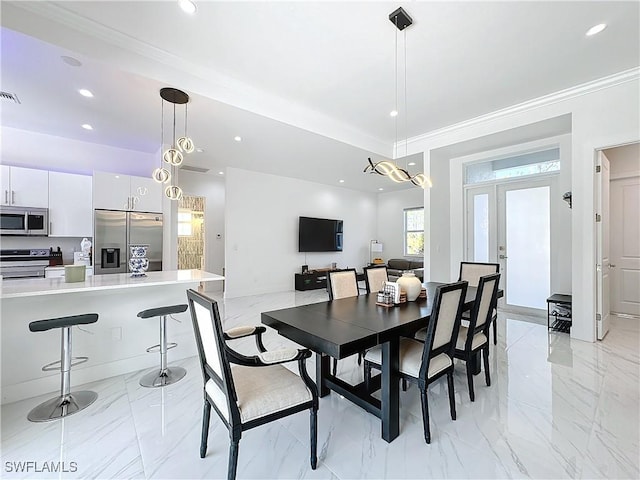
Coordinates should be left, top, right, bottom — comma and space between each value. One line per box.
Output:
0, 249, 50, 278
0, 206, 48, 236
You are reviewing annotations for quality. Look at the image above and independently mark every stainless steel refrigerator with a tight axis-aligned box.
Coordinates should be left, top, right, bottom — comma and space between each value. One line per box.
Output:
94, 209, 163, 275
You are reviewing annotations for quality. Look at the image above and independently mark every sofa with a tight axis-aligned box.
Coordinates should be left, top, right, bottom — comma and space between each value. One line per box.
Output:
386, 258, 424, 282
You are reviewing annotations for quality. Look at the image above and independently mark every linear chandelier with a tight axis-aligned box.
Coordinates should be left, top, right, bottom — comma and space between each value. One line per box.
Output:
364, 7, 431, 189
152, 87, 195, 200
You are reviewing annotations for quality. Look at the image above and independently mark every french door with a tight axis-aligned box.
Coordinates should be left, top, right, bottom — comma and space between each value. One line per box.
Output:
466, 178, 552, 312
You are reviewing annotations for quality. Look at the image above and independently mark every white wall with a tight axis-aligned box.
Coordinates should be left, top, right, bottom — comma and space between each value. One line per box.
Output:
225, 167, 377, 298
1, 127, 156, 176
410, 73, 640, 342
376, 188, 424, 261
179, 171, 226, 292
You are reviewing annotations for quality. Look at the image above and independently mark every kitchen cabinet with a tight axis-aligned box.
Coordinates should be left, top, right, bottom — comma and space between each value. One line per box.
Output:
48, 172, 93, 237
93, 172, 162, 213
1, 166, 49, 208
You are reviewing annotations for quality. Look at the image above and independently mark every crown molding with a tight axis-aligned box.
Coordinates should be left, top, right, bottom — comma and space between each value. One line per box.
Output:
406, 67, 640, 146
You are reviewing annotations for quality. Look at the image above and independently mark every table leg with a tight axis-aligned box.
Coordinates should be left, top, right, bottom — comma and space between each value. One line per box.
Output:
381, 338, 399, 442
315, 353, 330, 397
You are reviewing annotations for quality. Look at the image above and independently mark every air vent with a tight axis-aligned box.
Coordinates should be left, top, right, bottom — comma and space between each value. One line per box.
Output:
0, 91, 20, 104
180, 165, 209, 173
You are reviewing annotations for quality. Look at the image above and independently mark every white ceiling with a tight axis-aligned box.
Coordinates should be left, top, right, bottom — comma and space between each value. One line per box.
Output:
1, 1, 638, 193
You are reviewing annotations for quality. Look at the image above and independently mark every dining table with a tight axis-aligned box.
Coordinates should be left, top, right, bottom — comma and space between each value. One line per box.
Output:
261, 281, 501, 442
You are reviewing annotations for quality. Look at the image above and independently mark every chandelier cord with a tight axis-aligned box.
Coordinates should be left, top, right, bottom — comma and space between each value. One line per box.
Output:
160, 97, 164, 167
185, 103, 188, 137
394, 15, 398, 160
404, 27, 408, 162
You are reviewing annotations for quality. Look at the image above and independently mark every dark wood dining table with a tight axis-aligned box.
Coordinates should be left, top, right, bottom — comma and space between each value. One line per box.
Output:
261, 282, 499, 443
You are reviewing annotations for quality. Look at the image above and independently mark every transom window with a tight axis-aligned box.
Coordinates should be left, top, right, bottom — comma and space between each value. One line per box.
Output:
465, 147, 560, 185
404, 207, 424, 256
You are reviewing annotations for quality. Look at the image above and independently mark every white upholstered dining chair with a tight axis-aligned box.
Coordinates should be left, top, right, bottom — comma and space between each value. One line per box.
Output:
363, 265, 388, 294
187, 289, 319, 480
326, 269, 360, 374
363, 281, 468, 444
459, 262, 500, 344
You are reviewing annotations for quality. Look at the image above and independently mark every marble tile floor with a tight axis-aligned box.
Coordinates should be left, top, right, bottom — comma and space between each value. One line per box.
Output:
1, 289, 638, 479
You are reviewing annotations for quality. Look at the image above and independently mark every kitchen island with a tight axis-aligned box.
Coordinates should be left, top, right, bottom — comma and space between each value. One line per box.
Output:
1, 269, 224, 404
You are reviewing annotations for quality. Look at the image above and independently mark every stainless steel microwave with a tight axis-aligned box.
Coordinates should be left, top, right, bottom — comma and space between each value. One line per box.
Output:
0, 206, 48, 236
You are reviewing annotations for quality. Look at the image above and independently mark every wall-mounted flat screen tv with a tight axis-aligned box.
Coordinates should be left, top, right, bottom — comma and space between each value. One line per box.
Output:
298, 216, 343, 252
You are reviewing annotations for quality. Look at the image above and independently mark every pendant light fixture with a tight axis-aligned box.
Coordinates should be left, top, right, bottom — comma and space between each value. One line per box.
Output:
153, 87, 195, 200
364, 7, 431, 189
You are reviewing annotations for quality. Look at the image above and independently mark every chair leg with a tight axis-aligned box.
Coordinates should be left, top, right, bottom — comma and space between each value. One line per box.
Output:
420, 389, 431, 444
357, 352, 362, 365
493, 315, 497, 345
200, 400, 211, 458
466, 361, 475, 402
401, 378, 407, 392
446, 372, 456, 421
228, 439, 240, 480
364, 361, 371, 392
483, 347, 491, 387
310, 407, 318, 469
332, 358, 337, 376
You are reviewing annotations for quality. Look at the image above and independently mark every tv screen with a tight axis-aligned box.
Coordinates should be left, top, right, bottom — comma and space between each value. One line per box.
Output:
298, 216, 343, 252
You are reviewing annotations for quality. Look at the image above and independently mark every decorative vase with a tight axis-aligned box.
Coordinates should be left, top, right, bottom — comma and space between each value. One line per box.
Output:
396, 272, 422, 301
129, 244, 149, 277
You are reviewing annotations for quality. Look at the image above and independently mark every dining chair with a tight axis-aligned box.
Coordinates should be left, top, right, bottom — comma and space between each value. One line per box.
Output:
326, 269, 360, 375
363, 281, 468, 444
459, 261, 500, 344
186, 289, 319, 480
453, 272, 500, 401
363, 265, 388, 294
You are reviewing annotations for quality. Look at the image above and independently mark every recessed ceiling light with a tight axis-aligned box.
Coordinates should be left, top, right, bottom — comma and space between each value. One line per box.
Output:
81, 124, 93, 130
218, 171, 224, 175
196, 148, 204, 153
339, 179, 345, 183
378, 188, 384, 191
78, 89, 93, 98
408, 162, 416, 166
61, 55, 82, 67
178, 0, 197, 14
390, 110, 398, 117
234, 136, 242, 142
586, 23, 607, 36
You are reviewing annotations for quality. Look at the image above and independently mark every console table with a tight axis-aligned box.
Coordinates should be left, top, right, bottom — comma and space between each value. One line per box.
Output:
295, 270, 364, 291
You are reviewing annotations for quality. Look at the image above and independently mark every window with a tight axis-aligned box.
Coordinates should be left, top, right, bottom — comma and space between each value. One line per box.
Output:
404, 207, 424, 256
465, 147, 560, 185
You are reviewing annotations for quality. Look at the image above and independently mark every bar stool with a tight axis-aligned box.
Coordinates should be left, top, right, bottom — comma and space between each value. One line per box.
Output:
27, 313, 99, 422
138, 304, 188, 387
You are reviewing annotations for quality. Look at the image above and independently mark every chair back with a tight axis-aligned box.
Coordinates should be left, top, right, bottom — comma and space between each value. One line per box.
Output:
458, 262, 499, 287
187, 289, 239, 426
468, 273, 501, 333
327, 269, 358, 300
419, 281, 467, 377
363, 265, 388, 294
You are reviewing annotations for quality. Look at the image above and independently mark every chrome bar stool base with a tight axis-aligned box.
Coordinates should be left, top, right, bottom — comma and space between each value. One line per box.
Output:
140, 366, 187, 388
28, 391, 98, 422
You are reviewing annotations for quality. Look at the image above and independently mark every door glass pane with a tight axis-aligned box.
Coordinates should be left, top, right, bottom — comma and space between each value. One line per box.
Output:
506, 186, 550, 309
473, 194, 489, 262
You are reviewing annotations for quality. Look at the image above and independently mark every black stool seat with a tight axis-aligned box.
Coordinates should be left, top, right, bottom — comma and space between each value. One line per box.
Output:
137, 304, 188, 319
29, 313, 98, 332
27, 313, 98, 422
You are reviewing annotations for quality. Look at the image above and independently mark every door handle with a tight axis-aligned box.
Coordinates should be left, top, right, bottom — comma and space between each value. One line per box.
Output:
4, 190, 7, 204
499, 254, 508, 259
11, 190, 15, 204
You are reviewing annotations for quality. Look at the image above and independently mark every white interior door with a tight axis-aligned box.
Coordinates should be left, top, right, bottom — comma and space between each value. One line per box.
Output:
610, 175, 640, 317
497, 180, 551, 311
596, 151, 611, 339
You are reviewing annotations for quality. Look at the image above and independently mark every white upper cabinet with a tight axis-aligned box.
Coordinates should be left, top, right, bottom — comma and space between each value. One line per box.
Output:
48, 172, 93, 237
1, 166, 49, 207
93, 171, 162, 213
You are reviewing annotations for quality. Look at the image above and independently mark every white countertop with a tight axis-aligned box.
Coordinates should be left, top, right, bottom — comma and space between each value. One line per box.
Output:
1, 269, 224, 299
